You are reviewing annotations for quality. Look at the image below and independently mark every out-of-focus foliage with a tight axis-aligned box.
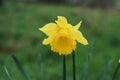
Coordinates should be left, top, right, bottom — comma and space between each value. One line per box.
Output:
3, 0, 118, 8
0, 1, 120, 80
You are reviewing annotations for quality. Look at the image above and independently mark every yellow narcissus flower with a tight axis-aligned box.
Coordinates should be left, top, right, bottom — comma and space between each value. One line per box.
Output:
39, 16, 88, 55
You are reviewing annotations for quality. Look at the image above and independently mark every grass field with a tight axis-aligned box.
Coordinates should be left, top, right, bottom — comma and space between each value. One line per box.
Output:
0, 1, 120, 80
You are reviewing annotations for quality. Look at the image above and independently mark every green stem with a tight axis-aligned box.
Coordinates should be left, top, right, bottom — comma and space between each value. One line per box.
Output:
63, 55, 66, 80
72, 51, 76, 80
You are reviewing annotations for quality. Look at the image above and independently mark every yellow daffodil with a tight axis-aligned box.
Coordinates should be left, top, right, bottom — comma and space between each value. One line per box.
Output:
119, 59, 120, 63
39, 16, 88, 55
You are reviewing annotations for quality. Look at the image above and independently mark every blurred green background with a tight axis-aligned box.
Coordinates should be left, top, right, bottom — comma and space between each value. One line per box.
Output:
0, 0, 120, 80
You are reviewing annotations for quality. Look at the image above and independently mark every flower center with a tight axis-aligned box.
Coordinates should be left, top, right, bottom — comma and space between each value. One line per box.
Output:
50, 30, 76, 55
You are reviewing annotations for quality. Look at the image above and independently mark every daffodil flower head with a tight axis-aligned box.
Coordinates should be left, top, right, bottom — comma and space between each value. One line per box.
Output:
39, 16, 88, 55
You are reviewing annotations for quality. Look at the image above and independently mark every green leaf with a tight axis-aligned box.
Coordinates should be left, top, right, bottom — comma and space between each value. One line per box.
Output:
12, 55, 31, 80
80, 53, 91, 80
38, 54, 43, 80
97, 60, 113, 80
4, 65, 13, 80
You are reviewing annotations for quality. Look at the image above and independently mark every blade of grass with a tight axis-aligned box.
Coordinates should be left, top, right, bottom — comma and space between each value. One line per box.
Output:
80, 53, 91, 80
96, 60, 113, 80
11, 55, 31, 80
112, 60, 120, 80
4, 65, 13, 80
0, 64, 8, 80
38, 54, 43, 80
0, 64, 3, 78
80, 41, 96, 80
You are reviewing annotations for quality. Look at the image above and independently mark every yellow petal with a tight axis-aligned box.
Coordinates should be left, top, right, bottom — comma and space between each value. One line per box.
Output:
42, 36, 54, 45
57, 16, 67, 24
72, 30, 88, 45
39, 23, 58, 36
55, 16, 68, 28
73, 21, 82, 30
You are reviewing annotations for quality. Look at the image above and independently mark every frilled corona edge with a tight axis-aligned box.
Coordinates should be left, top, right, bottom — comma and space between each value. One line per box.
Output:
39, 16, 88, 55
